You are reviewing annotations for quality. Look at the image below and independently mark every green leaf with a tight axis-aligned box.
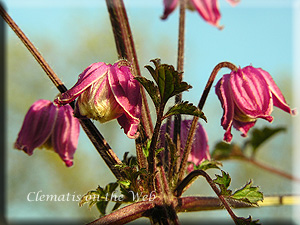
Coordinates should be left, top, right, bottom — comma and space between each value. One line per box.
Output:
211, 141, 244, 160
155, 147, 164, 156
118, 180, 131, 189
135, 77, 160, 110
142, 139, 151, 158
145, 59, 192, 104
163, 101, 207, 122
236, 216, 261, 225
193, 160, 222, 171
245, 126, 286, 154
213, 170, 232, 196
231, 180, 263, 205
96, 201, 109, 216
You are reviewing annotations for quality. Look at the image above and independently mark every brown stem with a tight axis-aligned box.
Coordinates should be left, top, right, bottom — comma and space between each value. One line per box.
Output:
105, 0, 153, 140
242, 157, 300, 183
177, 62, 238, 182
87, 200, 156, 225
174, 170, 240, 224
173, 0, 187, 177
0, 3, 123, 179
177, 196, 252, 212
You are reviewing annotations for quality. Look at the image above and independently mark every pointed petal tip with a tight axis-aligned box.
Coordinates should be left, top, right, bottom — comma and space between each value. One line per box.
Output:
64, 160, 73, 167
223, 131, 233, 143
291, 108, 297, 116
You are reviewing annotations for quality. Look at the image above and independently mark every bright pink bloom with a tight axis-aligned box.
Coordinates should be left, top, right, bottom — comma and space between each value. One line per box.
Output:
161, 0, 240, 29
159, 118, 210, 172
14, 99, 80, 167
54, 60, 142, 139
215, 66, 296, 143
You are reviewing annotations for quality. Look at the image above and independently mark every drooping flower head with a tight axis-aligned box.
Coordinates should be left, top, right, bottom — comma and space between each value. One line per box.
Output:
55, 60, 142, 139
159, 118, 210, 172
215, 66, 296, 143
161, 0, 240, 29
14, 99, 80, 167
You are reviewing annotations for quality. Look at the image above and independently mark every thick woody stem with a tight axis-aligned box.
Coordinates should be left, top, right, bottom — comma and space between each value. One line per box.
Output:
178, 62, 238, 182
0, 3, 123, 179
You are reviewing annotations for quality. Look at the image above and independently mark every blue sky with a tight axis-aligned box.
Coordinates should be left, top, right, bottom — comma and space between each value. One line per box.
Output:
3, 0, 300, 223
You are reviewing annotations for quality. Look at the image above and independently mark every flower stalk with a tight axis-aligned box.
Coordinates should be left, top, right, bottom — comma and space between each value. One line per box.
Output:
0, 3, 123, 179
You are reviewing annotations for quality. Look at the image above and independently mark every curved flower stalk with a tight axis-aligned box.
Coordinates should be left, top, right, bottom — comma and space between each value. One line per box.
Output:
215, 65, 296, 143
159, 118, 210, 172
55, 60, 142, 139
161, 0, 240, 29
14, 99, 80, 167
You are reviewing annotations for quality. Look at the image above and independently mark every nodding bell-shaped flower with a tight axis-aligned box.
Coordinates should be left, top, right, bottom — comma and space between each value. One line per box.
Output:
161, 0, 240, 29
14, 99, 80, 167
215, 66, 296, 143
159, 118, 210, 172
54, 60, 142, 139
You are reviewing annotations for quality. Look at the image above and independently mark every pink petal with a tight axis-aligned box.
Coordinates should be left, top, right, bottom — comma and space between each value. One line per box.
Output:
14, 100, 58, 155
55, 62, 109, 105
230, 67, 273, 120
52, 105, 80, 167
257, 68, 297, 116
215, 74, 235, 142
232, 120, 256, 138
161, 0, 179, 20
190, 0, 222, 28
109, 62, 142, 139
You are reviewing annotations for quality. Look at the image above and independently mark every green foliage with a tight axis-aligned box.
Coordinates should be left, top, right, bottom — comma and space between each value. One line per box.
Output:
79, 182, 119, 216
193, 159, 222, 171
213, 171, 263, 206
213, 170, 232, 196
163, 101, 207, 122
236, 216, 261, 225
231, 180, 264, 205
244, 126, 286, 155
211, 141, 244, 160
143, 59, 192, 108
135, 77, 160, 110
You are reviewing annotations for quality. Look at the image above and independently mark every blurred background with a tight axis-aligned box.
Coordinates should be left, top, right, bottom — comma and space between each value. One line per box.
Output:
3, 0, 300, 224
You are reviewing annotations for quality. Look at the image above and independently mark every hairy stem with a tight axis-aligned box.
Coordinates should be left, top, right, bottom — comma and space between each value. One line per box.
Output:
0, 3, 123, 179
105, 0, 153, 139
173, 0, 187, 176
177, 62, 238, 182
175, 170, 239, 224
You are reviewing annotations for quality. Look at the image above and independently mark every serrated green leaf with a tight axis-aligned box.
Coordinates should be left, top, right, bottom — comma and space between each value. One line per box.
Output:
135, 77, 160, 110
211, 141, 244, 160
145, 59, 192, 104
245, 126, 286, 154
193, 160, 222, 171
142, 139, 151, 158
231, 180, 263, 205
104, 182, 119, 194
163, 101, 207, 122
213, 170, 232, 196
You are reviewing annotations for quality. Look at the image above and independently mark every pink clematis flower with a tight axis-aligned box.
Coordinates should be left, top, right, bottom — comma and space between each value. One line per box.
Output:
161, 0, 240, 29
54, 60, 142, 139
14, 99, 80, 167
159, 118, 210, 172
215, 66, 296, 143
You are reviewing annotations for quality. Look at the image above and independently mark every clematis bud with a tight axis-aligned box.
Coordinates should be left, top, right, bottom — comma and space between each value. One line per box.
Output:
161, 0, 240, 29
14, 99, 80, 167
215, 66, 296, 143
54, 60, 142, 139
159, 118, 210, 172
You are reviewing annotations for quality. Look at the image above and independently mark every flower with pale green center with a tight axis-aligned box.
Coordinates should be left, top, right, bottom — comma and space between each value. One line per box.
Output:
215, 66, 296, 143
54, 60, 142, 139
14, 99, 80, 167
